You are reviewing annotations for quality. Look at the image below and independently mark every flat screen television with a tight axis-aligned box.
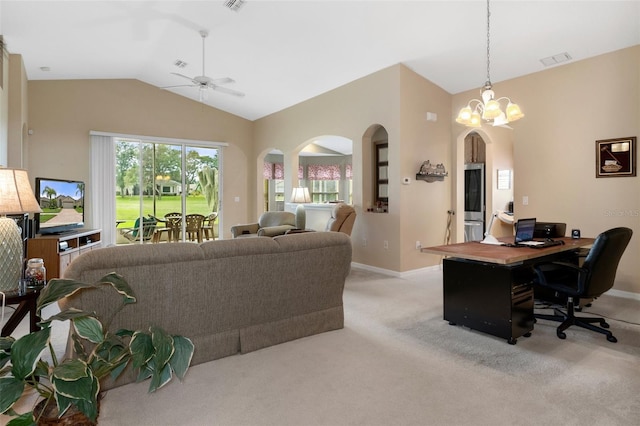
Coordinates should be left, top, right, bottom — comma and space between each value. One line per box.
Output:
35, 177, 85, 235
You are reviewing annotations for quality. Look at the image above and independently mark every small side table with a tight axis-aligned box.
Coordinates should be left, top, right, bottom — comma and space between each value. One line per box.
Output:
1, 287, 42, 337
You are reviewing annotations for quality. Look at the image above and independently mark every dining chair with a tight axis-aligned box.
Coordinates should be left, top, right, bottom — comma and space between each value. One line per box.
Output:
201, 212, 218, 240
163, 212, 182, 242
184, 214, 206, 243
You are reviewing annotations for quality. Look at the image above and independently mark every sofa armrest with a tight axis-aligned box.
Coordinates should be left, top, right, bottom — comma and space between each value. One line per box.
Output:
231, 223, 260, 238
257, 225, 296, 237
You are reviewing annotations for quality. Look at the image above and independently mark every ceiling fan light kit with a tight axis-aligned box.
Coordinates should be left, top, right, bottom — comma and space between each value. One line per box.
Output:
456, 0, 524, 128
162, 30, 245, 100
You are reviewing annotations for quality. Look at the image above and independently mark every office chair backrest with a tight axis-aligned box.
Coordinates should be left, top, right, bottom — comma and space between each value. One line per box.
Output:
582, 227, 633, 298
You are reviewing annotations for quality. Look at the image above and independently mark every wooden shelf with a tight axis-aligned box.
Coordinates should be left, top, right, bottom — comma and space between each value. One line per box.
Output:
416, 173, 448, 183
27, 229, 102, 279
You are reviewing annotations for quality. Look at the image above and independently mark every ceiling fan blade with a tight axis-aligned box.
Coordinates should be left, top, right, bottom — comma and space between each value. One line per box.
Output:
211, 85, 245, 97
161, 84, 199, 89
170, 72, 198, 84
209, 77, 235, 85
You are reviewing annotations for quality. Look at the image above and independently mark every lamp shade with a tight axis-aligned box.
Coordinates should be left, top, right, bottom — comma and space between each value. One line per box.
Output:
290, 187, 311, 204
0, 168, 42, 214
0, 168, 41, 291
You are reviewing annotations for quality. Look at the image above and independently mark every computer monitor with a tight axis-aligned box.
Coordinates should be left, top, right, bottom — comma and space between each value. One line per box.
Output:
533, 222, 566, 238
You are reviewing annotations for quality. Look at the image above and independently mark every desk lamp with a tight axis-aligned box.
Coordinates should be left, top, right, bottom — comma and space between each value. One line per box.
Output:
480, 211, 502, 245
0, 168, 42, 291
290, 187, 311, 230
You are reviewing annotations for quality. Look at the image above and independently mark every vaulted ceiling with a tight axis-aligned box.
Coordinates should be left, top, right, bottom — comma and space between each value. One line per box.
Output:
1, 1, 639, 121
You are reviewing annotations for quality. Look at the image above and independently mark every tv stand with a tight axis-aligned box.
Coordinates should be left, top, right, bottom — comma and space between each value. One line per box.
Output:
27, 229, 102, 280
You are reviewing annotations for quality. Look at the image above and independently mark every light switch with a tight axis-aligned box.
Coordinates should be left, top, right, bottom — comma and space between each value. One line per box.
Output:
522, 196, 529, 206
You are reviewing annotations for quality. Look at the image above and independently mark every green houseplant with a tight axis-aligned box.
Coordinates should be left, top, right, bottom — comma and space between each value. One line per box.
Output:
0, 272, 194, 425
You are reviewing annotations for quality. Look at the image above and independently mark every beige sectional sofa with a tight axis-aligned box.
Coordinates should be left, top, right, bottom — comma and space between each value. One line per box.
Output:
60, 231, 352, 389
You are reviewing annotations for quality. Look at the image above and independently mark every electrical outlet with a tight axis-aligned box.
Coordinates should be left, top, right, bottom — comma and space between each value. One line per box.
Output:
384, 240, 389, 249
416, 241, 421, 250
522, 196, 529, 206
362, 238, 367, 247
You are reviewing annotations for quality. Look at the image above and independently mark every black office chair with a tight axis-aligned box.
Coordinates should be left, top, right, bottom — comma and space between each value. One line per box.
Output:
533, 227, 632, 343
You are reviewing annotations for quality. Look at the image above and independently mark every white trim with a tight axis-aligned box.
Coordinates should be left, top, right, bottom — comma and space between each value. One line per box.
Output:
351, 262, 640, 300
608, 289, 640, 301
351, 262, 441, 278
89, 130, 228, 148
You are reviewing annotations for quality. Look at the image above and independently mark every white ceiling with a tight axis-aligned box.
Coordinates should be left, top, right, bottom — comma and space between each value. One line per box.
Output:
1, 1, 639, 122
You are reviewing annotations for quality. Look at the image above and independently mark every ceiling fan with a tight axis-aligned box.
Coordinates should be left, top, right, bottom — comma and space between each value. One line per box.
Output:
163, 30, 244, 101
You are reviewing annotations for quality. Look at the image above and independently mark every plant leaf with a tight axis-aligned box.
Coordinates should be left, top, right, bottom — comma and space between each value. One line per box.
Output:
10, 329, 50, 380
0, 376, 25, 414
129, 332, 153, 370
0, 336, 15, 351
97, 273, 137, 305
72, 316, 104, 344
5, 411, 35, 426
36, 278, 97, 313
151, 327, 174, 372
53, 372, 94, 401
52, 359, 89, 382
37, 272, 136, 315
149, 362, 173, 393
169, 336, 194, 381
45, 308, 97, 323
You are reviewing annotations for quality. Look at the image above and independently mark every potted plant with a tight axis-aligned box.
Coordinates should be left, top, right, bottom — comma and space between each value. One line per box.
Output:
0, 272, 194, 425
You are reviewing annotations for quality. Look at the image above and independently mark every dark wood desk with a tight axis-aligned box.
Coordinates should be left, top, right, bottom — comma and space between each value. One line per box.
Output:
422, 237, 594, 344
1, 288, 42, 337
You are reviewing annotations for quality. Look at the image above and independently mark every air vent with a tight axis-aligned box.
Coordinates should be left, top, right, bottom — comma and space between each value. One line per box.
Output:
540, 52, 572, 67
224, 0, 246, 12
173, 60, 188, 69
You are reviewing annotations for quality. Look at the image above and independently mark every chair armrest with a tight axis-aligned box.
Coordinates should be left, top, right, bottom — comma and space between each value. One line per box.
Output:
231, 223, 259, 238
533, 261, 588, 295
257, 225, 296, 237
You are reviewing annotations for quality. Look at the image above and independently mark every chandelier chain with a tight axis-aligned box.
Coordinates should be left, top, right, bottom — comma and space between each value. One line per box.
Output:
486, 0, 491, 85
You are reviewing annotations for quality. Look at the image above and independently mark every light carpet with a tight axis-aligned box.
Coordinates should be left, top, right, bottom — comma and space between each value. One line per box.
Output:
2, 267, 639, 425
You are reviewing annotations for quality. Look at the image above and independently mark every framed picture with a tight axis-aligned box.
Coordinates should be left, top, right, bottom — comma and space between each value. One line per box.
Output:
595, 137, 636, 178
497, 169, 511, 190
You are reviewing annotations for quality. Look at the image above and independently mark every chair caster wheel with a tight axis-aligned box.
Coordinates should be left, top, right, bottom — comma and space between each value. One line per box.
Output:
523, 332, 532, 338
601, 322, 610, 329
607, 335, 618, 343
508, 338, 517, 345
557, 331, 567, 339
448, 321, 456, 326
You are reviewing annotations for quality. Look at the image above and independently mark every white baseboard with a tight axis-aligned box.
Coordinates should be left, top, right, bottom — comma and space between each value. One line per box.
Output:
608, 288, 640, 301
350, 263, 640, 300
350, 262, 441, 278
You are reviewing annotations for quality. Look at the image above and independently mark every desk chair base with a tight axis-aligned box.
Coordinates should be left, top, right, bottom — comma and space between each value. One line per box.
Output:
535, 299, 617, 343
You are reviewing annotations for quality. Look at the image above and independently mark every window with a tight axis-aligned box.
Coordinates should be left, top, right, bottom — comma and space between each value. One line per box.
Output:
310, 180, 339, 203
114, 138, 220, 243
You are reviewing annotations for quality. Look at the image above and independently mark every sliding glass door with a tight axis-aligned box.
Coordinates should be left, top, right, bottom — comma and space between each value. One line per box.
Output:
115, 139, 220, 244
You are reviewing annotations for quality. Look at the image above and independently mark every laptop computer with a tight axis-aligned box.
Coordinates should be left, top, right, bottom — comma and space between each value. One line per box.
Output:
514, 218, 545, 246
514, 218, 564, 248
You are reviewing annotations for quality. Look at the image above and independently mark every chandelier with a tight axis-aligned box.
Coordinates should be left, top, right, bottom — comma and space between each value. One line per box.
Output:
456, 0, 524, 128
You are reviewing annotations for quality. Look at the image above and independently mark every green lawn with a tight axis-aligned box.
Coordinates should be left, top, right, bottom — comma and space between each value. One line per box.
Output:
116, 195, 213, 227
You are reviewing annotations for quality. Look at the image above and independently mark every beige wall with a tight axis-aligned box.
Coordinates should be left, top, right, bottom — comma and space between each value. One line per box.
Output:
453, 45, 640, 294
8, 42, 640, 293
7, 54, 28, 168
254, 65, 453, 272
0, 42, 7, 166
26, 79, 254, 238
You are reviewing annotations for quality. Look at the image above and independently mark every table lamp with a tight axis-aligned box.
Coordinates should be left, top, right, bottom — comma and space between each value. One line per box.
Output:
0, 168, 42, 291
290, 187, 311, 230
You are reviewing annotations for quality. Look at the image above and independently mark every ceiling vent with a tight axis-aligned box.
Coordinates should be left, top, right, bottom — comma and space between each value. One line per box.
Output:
224, 0, 246, 12
540, 52, 572, 67
173, 60, 188, 69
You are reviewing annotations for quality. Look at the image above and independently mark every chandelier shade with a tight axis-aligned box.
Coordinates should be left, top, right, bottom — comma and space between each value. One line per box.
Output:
456, 0, 524, 127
